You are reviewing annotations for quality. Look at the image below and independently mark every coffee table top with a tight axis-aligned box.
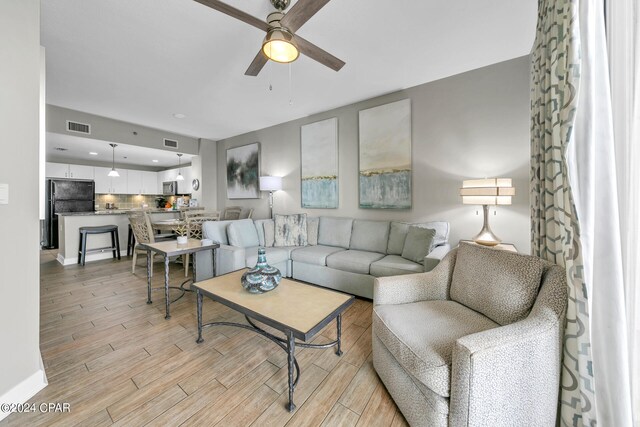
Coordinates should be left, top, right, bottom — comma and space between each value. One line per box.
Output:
138, 238, 219, 256
193, 269, 354, 341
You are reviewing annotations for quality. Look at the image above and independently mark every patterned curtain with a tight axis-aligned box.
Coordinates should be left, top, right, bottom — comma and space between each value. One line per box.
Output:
530, 0, 597, 425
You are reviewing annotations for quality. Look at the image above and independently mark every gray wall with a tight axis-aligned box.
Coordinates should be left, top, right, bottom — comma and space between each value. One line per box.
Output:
199, 139, 218, 210
211, 56, 531, 252
47, 105, 200, 155
0, 0, 43, 397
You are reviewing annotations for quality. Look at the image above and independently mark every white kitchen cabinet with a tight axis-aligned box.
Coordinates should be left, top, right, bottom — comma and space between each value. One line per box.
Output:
94, 167, 111, 193
46, 162, 71, 178
177, 166, 192, 194
110, 170, 127, 194
142, 171, 158, 195
68, 164, 94, 180
127, 170, 143, 194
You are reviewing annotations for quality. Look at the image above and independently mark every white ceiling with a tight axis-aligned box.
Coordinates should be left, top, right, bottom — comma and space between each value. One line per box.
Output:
41, 0, 537, 141
46, 132, 195, 168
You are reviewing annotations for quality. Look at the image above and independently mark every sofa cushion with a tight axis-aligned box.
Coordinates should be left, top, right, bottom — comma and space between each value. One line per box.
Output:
307, 217, 319, 246
373, 300, 498, 397
291, 245, 346, 266
254, 219, 274, 247
370, 255, 424, 277
318, 217, 353, 248
387, 222, 410, 255
349, 220, 390, 254
245, 246, 290, 267
202, 220, 233, 245
401, 227, 436, 263
227, 219, 260, 248
326, 250, 385, 275
274, 214, 308, 247
450, 243, 545, 326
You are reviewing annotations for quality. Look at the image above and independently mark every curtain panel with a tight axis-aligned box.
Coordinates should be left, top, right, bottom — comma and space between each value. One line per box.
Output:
530, 0, 598, 424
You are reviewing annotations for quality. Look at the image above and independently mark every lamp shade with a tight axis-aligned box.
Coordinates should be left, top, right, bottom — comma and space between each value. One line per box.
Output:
262, 28, 299, 63
259, 176, 283, 192
460, 178, 515, 205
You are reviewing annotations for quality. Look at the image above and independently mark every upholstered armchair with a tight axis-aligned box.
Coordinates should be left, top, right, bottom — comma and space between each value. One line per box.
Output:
372, 242, 567, 426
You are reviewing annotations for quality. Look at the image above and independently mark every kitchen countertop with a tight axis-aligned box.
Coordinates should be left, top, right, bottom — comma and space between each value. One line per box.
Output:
57, 208, 203, 216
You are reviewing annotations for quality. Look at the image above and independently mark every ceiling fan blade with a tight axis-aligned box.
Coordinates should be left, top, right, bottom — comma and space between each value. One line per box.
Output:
294, 35, 345, 72
245, 51, 269, 76
194, 0, 269, 32
280, 0, 331, 33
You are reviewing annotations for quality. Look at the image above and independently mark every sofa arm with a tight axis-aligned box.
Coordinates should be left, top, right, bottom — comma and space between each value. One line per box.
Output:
215, 244, 246, 276
423, 244, 451, 272
449, 318, 563, 426
374, 248, 457, 306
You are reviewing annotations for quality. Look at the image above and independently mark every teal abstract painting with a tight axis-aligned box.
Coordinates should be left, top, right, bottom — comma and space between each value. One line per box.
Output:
359, 99, 412, 209
301, 118, 338, 208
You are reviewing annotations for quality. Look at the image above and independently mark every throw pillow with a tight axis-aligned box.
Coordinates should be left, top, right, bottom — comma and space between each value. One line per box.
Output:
263, 221, 275, 247
227, 219, 260, 248
401, 226, 436, 263
307, 217, 319, 246
274, 214, 308, 247
387, 222, 410, 255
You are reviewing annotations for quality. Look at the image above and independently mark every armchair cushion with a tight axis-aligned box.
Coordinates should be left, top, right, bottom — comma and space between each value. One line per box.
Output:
450, 243, 544, 326
373, 300, 498, 397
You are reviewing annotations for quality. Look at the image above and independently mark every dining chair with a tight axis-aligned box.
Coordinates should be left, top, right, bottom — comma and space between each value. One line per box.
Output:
182, 213, 221, 276
127, 211, 163, 276
239, 208, 254, 219
222, 206, 242, 220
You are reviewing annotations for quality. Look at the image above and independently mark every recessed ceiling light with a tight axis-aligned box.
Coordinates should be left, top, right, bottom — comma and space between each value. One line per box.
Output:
152, 159, 159, 163
172, 113, 186, 119
89, 152, 98, 155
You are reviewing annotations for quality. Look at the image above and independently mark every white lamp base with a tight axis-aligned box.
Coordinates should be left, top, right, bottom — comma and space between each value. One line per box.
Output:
472, 205, 502, 246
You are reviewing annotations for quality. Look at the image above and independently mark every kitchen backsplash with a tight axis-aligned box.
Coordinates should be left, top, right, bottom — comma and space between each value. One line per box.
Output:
95, 194, 190, 210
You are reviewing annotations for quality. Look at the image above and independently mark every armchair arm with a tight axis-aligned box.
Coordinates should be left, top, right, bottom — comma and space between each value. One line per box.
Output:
449, 317, 563, 426
423, 243, 451, 272
374, 248, 457, 306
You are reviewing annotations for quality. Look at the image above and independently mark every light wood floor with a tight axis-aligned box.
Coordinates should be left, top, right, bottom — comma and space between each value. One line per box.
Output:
1, 251, 407, 426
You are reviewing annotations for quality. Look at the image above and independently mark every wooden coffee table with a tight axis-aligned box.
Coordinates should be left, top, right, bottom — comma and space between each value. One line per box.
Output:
192, 269, 354, 412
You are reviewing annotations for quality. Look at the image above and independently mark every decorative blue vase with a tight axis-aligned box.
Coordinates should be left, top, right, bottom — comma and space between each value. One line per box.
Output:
241, 247, 281, 293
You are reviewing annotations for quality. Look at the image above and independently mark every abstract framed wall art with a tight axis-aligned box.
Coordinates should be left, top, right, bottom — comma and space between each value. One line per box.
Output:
301, 117, 338, 208
226, 142, 260, 199
358, 99, 412, 209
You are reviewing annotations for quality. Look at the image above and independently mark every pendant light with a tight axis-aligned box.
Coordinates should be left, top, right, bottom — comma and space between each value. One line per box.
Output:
176, 153, 184, 181
108, 143, 120, 177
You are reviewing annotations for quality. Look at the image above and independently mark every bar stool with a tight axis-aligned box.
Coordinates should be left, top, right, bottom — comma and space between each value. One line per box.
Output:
78, 225, 121, 266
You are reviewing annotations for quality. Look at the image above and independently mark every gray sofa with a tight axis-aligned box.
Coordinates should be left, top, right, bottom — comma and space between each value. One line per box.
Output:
201, 216, 451, 299
372, 242, 567, 426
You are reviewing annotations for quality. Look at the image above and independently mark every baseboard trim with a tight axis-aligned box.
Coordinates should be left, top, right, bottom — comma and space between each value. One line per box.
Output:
56, 251, 120, 266
0, 367, 47, 422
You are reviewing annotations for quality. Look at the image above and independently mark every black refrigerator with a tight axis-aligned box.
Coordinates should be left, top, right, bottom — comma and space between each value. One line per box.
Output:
44, 179, 95, 249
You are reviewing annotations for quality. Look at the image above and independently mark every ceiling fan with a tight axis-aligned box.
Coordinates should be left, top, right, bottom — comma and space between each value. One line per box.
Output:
194, 0, 345, 76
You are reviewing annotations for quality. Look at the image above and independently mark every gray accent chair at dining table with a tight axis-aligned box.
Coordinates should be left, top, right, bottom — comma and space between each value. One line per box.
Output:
372, 242, 567, 426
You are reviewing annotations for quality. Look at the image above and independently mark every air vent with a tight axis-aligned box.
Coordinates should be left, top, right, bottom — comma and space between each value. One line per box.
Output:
66, 120, 91, 134
163, 138, 179, 149
54, 147, 68, 151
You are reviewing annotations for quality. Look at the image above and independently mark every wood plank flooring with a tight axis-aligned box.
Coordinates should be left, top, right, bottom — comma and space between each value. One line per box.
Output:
1, 250, 407, 426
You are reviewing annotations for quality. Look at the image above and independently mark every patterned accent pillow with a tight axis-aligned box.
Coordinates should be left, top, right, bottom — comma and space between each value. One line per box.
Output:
274, 214, 308, 247
307, 217, 319, 246
401, 226, 436, 263
450, 242, 544, 326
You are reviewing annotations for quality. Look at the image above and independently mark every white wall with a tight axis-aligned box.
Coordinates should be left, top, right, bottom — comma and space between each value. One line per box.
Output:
0, 0, 46, 409
210, 56, 531, 252
199, 139, 218, 210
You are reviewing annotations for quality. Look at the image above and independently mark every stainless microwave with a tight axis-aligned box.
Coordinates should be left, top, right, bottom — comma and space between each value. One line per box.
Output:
163, 181, 178, 195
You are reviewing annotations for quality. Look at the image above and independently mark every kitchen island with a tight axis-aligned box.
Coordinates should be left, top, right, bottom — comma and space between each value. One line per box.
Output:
55, 209, 200, 265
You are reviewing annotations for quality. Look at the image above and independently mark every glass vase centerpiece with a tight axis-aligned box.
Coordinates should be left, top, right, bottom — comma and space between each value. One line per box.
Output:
241, 247, 282, 293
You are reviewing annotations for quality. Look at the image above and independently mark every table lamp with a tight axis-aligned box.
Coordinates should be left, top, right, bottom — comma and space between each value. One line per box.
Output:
259, 176, 283, 219
460, 178, 515, 246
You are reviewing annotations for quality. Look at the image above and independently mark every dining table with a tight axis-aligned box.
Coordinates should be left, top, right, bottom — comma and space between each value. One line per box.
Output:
151, 218, 186, 233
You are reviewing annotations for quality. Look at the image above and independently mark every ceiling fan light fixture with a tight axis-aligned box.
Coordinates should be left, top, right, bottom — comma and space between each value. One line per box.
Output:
262, 28, 299, 63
